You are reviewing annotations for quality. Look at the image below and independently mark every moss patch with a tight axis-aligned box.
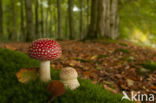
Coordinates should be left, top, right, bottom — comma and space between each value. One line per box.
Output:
0, 49, 131, 103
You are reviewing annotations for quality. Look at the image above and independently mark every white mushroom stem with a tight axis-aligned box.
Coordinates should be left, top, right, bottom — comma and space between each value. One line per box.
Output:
39, 60, 51, 82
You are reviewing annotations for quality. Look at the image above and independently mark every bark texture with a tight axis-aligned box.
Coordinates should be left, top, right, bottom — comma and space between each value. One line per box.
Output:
110, 0, 119, 39
20, 0, 25, 40
0, 0, 3, 37
57, 0, 62, 39
87, 0, 119, 39
35, 0, 39, 38
97, 0, 111, 38
40, 0, 44, 37
25, 0, 34, 41
79, 0, 83, 39
87, 0, 98, 38
10, 0, 16, 40
68, 0, 74, 39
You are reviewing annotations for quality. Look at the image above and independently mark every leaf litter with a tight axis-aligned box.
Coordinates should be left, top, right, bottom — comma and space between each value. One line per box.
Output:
1, 40, 156, 97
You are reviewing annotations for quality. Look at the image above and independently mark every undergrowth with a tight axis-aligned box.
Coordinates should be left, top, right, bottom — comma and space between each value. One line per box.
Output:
0, 49, 131, 103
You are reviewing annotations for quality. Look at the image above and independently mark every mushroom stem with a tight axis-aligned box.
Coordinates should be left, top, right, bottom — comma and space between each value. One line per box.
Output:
40, 60, 51, 82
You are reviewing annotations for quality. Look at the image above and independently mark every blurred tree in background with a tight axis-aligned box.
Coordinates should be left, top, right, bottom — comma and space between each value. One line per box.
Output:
0, 0, 155, 47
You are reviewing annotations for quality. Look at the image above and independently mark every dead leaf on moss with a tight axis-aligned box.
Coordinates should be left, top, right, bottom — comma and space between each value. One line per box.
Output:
47, 80, 65, 102
103, 85, 118, 94
5, 44, 17, 51
16, 67, 38, 83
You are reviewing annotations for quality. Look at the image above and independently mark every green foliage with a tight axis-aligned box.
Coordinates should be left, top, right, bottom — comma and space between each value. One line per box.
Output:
114, 48, 130, 54
139, 61, 156, 72
97, 54, 109, 59
136, 61, 156, 75
120, 0, 156, 47
0, 49, 131, 103
119, 42, 128, 47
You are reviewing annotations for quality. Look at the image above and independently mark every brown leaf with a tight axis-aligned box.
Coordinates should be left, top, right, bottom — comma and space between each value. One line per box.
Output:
150, 85, 156, 90
47, 80, 65, 102
16, 67, 38, 83
103, 85, 118, 94
126, 79, 134, 87
5, 44, 17, 51
83, 71, 98, 80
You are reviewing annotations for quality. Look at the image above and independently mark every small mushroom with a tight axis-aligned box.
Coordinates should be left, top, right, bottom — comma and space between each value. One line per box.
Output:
28, 38, 62, 82
60, 67, 80, 90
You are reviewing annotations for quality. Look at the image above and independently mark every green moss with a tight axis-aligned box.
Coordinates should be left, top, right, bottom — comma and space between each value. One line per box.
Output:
0, 49, 132, 103
97, 54, 109, 59
114, 48, 130, 54
139, 61, 156, 72
119, 42, 128, 47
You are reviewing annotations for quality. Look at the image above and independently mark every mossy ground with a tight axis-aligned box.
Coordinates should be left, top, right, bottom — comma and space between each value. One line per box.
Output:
0, 49, 131, 103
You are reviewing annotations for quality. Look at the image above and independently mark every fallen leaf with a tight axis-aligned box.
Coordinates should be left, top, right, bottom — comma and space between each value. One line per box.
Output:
103, 85, 118, 94
150, 85, 156, 90
5, 44, 17, 51
16, 67, 38, 83
126, 79, 134, 87
47, 80, 65, 102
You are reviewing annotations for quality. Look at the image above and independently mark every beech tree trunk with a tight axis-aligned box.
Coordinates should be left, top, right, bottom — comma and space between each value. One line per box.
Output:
40, 0, 44, 37
35, 0, 39, 38
20, 0, 25, 40
87, 0, 119, 39
25, 0, 34, 41
68, 0, 74, 39
47, 1, 52, 38
45, 4, 49, 37
0, 0, 3, 37
97, 0, 111, 38
86, 0, 90, 26
10, 0, 16, 40
65, 14, 69, 39
79, 0, 83, 39
87, 0, 98, 39
57, 0, 62, 39
110, 0, 119, 39
49, 8, 53, 37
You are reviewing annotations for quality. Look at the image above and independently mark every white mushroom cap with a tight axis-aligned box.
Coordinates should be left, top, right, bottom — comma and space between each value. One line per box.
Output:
60, 67, 80, 90
60, 67, 78, 80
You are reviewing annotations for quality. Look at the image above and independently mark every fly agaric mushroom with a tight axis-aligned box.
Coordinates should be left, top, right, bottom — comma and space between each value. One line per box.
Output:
28, 38, 62, 82
60, 67, 80, 90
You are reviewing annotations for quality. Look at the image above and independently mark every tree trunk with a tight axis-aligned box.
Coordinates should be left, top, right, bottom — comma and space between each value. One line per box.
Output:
40, 0, 44, 37
57, 0, 62, 39
79, 0, 83, 39
86, 0, 90, 26
0, 0, 3, 37
47, 1, 52, 38
35, 0, 39, 38
20, 0, 25, 41
110, 0, 119, 39
11, 0, 16, 40
68, 0, 74, 39
87, 0, 98, 39
97, 0, 111, 38
86, 0, 119, 40
25, 0, 34, 41
65, 14, 69, 39
45, 3, 49, 37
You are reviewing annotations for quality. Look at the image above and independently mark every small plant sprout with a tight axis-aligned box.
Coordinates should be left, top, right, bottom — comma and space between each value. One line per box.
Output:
60, 67, 80, 90
28, 38, 62, 82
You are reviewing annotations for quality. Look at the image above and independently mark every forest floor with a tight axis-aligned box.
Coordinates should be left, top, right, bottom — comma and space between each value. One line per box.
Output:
0, 40, 156, 96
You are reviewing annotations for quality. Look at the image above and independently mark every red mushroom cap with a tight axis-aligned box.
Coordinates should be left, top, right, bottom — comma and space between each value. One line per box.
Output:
28, 38, 62, 60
